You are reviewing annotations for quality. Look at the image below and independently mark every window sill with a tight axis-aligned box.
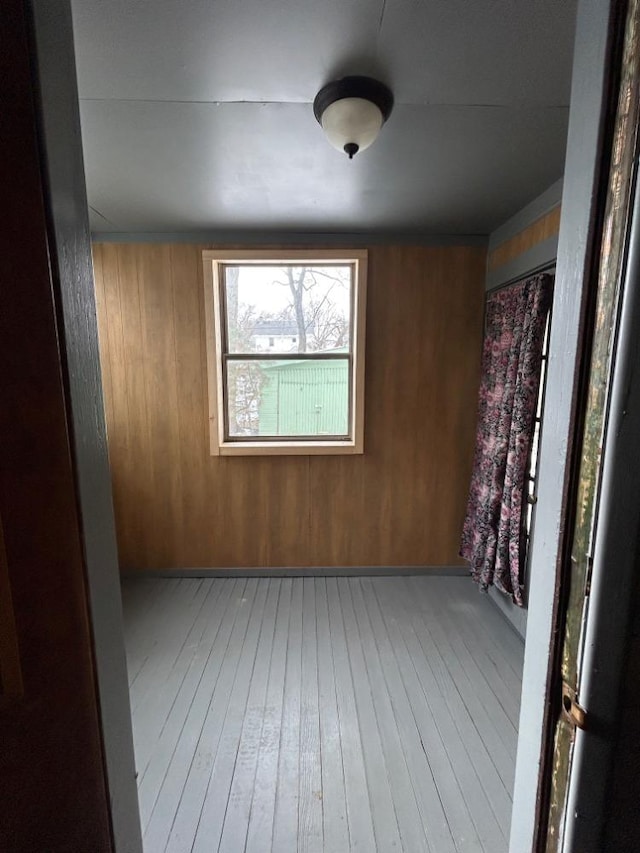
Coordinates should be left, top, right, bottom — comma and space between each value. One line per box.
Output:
214, 439, 363, 456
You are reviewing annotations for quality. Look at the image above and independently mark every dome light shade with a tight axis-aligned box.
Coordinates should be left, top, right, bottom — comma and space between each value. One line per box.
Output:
320, 97, 384, 156
313, 76, 394, 159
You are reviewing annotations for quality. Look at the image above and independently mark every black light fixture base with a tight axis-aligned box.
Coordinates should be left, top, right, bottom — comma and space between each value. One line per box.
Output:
344, 142, 359, 159
313, 75, 394, 126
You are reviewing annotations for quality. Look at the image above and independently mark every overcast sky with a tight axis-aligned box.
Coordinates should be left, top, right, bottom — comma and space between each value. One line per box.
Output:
228, 265, 351, 317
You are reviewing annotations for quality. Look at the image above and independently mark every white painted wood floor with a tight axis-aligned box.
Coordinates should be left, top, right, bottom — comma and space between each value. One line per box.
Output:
122, 575, 523, 853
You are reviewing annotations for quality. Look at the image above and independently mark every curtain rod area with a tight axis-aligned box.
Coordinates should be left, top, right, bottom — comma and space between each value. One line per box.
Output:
486, 232, 559, 293
488, 260, 557, 295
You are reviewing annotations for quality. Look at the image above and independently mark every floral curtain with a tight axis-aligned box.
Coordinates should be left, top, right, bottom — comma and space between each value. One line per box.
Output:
460, 272, 553, 605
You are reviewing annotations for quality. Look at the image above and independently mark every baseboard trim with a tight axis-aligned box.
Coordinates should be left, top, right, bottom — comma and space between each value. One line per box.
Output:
120, 565, 469, 579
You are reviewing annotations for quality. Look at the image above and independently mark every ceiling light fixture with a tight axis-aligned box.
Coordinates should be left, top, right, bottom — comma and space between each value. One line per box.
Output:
313, 75, 394, 159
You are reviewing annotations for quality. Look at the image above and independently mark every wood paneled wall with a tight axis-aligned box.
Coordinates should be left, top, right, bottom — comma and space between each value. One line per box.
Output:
488, 205, 562, 270
93, 243, 486, 571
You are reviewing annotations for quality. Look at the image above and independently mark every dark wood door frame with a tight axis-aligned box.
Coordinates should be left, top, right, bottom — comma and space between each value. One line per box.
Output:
0, 1, 141, 850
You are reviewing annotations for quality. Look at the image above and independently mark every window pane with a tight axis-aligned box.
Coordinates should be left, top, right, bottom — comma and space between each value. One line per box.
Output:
226, 358, 350, 438
536, 358, 546, 418
542, 314, 551, 353
526, 501, 533, 533
530, 420, 541, 474
224, 265, 352, 354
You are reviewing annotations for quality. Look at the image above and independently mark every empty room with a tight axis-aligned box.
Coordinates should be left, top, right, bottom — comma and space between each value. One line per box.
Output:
75, 0, 571, 847
7, 0, 640, 852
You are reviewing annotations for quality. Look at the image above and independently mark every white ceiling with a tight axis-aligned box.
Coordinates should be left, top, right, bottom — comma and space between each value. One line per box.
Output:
72, 0, 577, 236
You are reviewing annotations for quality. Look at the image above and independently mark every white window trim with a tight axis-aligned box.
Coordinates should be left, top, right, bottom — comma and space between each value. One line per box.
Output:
202, 249, 368, 456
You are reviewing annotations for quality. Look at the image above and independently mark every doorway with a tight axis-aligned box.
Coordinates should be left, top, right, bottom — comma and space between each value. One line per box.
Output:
13, 4, 636, 853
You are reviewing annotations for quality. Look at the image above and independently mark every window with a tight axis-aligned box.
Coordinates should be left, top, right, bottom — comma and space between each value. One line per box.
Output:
202, 250, 367, 455
523, 309, 552, 581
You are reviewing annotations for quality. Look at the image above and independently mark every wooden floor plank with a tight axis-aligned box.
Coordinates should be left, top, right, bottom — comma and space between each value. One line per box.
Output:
188, 579, 275, 853
437, 579, 524, 685
120, 577, 157, 639
417, 579, 522, 724
348, 579, 433, 853
336, 578, 403, 852
383, 580, 514, 830
137, 579, 238, 828
147, 579, 259, 852
215, 580, 282, 853
271, 578, 303, 852
132, 579, 219, 778
315, 579, 350, 853
360, 577, 470, 853
130, 579, 203, 702
125, 578, 180, 684
325, 578, 377, 852
406, 578, 519, 759
397, 579, 517, 787
129, 579, 211, 714
245, 579, 293, 853
121, 575, 523, 853
370, 577, 490, 852
383, 579, 509, 851
449, 579, 525, 678
298, 578, 323, 853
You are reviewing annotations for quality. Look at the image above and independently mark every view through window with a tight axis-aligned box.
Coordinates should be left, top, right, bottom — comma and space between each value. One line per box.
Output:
203, 251, 367, 455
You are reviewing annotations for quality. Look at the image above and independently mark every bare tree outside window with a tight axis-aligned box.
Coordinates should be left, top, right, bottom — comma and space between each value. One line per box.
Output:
224, 266, 266, 434
272, 266, 351, 353
223, 264, 352, 437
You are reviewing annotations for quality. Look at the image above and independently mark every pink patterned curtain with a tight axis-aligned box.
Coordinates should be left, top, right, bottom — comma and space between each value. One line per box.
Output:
460, 273, 553, 605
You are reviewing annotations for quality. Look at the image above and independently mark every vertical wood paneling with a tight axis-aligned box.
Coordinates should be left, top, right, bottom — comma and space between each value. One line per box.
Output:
138, 245, 183, 565
117, 245, 155, 563
170, 245, 210, 564
94, 243, 133, 558
308, 246, 485, 566
91, 245, 114, 439
94, 243, 485, 570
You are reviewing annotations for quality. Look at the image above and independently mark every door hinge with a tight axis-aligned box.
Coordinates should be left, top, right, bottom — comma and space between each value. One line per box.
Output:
562, 681, 588, 731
